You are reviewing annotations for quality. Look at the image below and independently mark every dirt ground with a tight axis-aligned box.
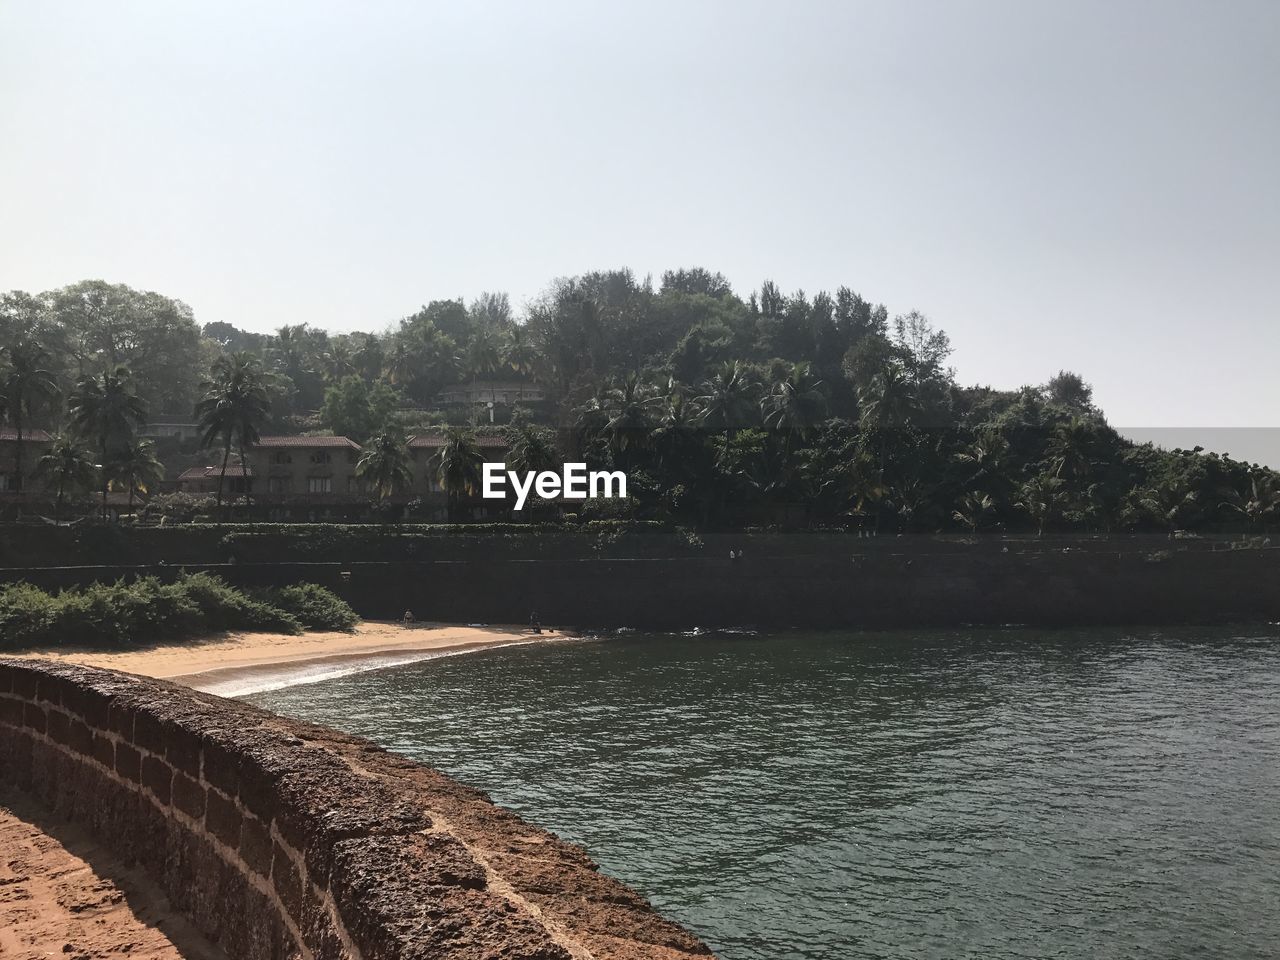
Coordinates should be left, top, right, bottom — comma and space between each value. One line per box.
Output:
0, 787, 224, 960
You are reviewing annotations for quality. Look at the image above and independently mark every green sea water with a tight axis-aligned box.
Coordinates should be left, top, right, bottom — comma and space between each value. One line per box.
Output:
249, 628, 1280, 960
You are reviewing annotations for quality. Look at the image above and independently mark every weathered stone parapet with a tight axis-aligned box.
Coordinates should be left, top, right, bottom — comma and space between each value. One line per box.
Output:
0, 658, 713, 960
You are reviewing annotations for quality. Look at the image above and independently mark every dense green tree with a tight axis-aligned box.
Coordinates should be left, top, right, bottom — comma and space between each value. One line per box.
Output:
48, 281, 202, 414
320, 375, 398, 442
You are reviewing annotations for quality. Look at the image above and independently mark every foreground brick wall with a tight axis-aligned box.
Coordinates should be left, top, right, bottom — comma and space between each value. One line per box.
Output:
0, 658, 713, 960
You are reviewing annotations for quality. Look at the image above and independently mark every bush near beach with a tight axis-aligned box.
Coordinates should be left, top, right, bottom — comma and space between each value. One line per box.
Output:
0, 574, 359, 651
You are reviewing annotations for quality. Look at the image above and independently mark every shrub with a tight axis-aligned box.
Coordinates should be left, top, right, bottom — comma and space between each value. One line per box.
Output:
256, 583, 359, 631
175, 573, 302, 634
0, 573, 345, 651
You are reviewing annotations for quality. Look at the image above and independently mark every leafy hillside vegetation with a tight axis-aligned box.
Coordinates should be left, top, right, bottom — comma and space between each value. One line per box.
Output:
1, 272, 1277, 533
0, 574, 358, 651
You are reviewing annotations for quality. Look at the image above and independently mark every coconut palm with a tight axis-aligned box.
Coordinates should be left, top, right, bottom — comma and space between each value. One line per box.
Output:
464, 326, 503, 412
506, 424, 558, 477
857, 365, 918, 430
953, 490, 996, 534
67, 365, 148, 518
761, 361, 826, 445
1138, 477, 1199, 538
602, 373, 658, 462
653, 383, 703, 473
356, 429, 413, 503
195, 353, 270, 516
0, 338, 60, 492
322, 341, 357, 381
502, 324, 539, 386
696, 361, 756, 442
1046, 416, 1094, 483
955, 429, 1009, 492
33, 435, 98, 522
353, 333, 385, 382
433, 427, 483, 520
1016, 473, 1065, 536
106, 437, 164, 515
1221, 471, 1280, 532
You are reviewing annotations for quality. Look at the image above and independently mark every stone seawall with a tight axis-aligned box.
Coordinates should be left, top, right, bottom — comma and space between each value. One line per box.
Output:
7, 543, 1279, 628
0, 658, 713, 960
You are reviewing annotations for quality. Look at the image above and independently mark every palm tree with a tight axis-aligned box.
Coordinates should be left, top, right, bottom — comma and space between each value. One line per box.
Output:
0, 339, 60, 493
761, 361, 826, 446
1221, 471, 1280, 533
696, 362, 757, 442
106, 437, 163, 515
354, 333, 385, 382
356, 429, 413, 503
67, 365, 147, 519
433, 427, 483, 521
955, 429, 1009, 492
952, 490, 996, 534
502, 324, 539, 390
506, 424, 558, 477
653, 383, 703, 474
602, 373, 658, 464
1046, 416, 1094, 483
465, 327, 503, 415
1016, 473, 1065, 536
33, 435, 98, 522
858, 365, 918, 430
1138, 477, 1198, 538
322, 341, 357, 381
194, 353, 270, 517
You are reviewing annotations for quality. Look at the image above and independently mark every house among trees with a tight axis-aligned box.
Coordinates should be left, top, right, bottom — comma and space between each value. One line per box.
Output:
437, 380, 543, 407
175, 464, 252, 496
0, 428, 53, 494
246, 435, 362, 498
140, 415, 201, 442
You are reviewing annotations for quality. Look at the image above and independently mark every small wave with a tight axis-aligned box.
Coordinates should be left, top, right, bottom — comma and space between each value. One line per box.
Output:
196, 638, 561, 699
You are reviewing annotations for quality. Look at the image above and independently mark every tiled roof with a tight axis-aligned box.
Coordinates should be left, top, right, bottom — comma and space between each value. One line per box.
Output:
178, 465, 253, 480
408, 433, 509, 449
252, 435, 360, 449
0, 428, 52, 443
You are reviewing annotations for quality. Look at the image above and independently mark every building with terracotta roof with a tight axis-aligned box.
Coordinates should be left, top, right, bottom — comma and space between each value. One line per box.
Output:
245, 436, 363, 498
407, 433, 509, 498
174, 464, 253, 495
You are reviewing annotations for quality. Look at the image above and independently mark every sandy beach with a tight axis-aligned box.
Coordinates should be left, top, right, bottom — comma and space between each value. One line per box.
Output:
21, 621, 574, 696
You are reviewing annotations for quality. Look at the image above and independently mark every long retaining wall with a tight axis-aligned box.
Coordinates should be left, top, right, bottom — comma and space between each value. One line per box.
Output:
0, 658, 713, 960
8, 544, 1280, 628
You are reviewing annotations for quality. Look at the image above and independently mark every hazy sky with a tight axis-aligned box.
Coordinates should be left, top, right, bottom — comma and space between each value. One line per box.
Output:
1, 0, 1276, 435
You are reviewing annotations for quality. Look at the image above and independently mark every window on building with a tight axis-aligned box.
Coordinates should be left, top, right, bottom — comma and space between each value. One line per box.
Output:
269, 477, 289, 495
308, 476, 332, 494
272, 451, 293, 465
0, 473, 11, 492
310, 451, 332, 465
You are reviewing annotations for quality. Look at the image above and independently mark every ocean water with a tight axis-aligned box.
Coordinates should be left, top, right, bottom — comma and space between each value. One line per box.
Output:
249, 628, 1280, 960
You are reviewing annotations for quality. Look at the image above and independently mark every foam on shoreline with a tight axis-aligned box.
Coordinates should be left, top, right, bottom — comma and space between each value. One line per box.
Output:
187, 635, 575, 697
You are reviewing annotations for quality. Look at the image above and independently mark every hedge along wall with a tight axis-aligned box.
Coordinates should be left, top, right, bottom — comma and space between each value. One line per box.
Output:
0, 658, 713, 960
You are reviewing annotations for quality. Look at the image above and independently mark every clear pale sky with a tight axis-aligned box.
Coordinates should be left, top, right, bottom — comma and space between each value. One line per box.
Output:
1, 1, 1276, 440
